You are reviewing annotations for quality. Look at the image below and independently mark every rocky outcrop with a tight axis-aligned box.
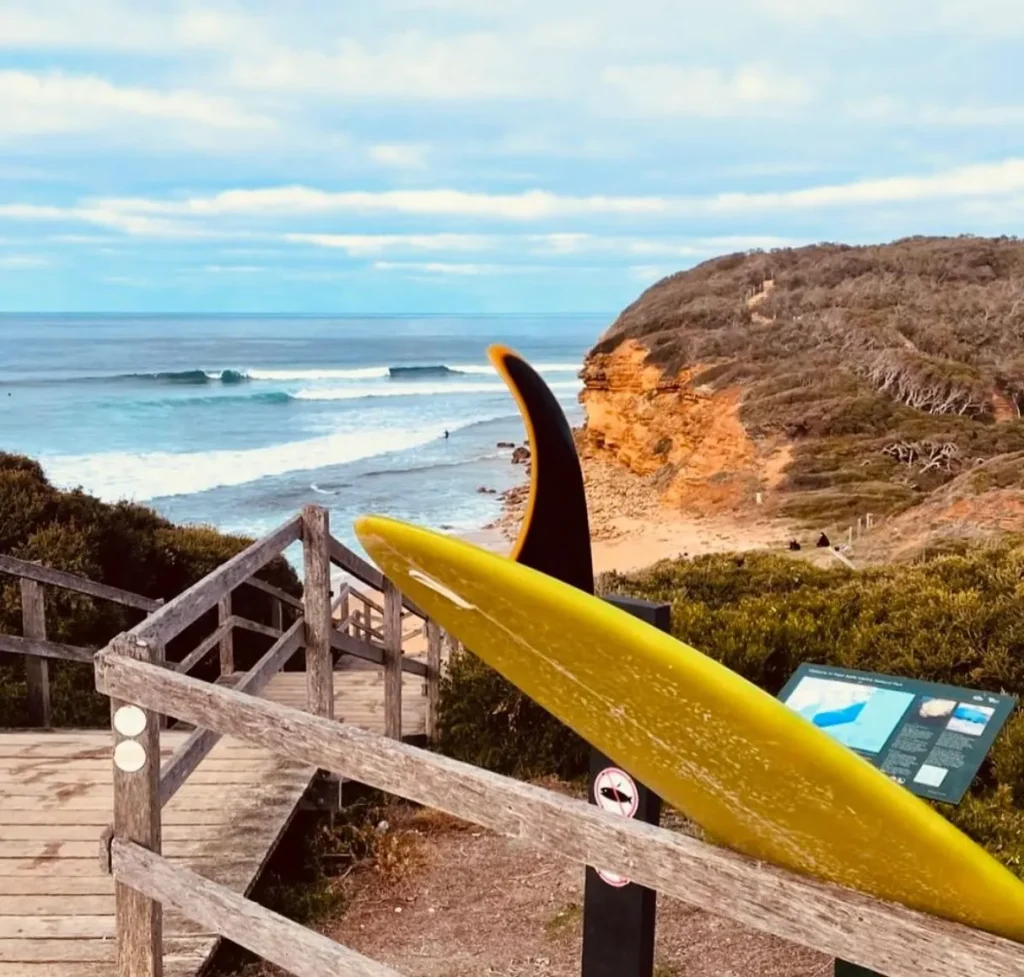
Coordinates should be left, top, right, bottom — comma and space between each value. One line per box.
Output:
579, 339, 779, 513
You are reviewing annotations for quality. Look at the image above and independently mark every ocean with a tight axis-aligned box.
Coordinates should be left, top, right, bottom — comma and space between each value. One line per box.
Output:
0, 314, 604, 570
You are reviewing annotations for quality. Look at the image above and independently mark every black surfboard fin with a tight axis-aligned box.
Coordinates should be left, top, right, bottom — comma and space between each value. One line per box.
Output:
487, 344, 594, 595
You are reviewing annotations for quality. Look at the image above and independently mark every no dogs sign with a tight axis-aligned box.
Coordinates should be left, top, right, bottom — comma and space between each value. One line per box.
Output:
593, 766, 639, 886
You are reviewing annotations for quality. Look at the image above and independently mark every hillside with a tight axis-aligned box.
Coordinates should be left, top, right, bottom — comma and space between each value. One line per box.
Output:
580, 235, 1024, 546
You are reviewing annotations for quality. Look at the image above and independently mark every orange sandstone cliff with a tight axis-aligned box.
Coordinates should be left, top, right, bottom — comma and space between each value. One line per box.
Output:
579, 339, 785, 515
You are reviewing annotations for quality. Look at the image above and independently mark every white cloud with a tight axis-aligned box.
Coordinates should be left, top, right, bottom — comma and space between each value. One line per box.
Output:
76, 159, 1024, 226
374, 261, 501, 275
847, 96, 1024, 127
203, 264, 267, 274
0, 2, 270, 52
601, 64, 814, 117
0, 71, 274, 137
0, 254, 49, 268
284, 232, 493, 255
230, 32, 548, 100
286, 231, 801, 257
368, 143, 430, 168
5, 160, 1024, 256
629, 265, 677, 283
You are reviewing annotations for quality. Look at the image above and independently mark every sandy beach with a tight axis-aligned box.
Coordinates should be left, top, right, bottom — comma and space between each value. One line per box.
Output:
335, 437, 791, 646
477, 447, 789, 575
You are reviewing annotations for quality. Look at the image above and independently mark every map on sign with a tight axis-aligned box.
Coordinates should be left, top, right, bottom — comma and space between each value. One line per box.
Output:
778, 663, 1017, 804
784, 675, 915, 754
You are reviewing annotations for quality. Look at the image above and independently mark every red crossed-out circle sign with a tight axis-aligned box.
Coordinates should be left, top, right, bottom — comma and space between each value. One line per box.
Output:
593, 766, 639, 886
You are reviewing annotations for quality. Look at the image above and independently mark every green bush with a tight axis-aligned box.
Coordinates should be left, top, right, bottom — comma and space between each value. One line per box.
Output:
436, 643, 589, 779
436, 539, 1024, 873
0, 452, 302, 727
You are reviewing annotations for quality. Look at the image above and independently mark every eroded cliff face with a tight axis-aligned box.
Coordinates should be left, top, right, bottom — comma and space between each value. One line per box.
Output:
579, 340, 780, 513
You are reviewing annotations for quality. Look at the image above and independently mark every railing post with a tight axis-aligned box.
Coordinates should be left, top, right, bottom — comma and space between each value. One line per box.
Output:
218, 593, 233, 678
271, 596, 283, 634
382, 578, 403, 740
301, 505, 333, 718
19, 578, 50, 727
425, 619, 441, 743
110, 632, 163, 977
338, 590, 349, 637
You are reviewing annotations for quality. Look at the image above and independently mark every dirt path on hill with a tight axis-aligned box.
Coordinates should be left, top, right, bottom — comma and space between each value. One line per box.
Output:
232, 797, 831, 977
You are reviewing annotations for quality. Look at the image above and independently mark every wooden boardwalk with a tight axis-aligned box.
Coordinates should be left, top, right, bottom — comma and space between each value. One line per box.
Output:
0, 666, 428, 977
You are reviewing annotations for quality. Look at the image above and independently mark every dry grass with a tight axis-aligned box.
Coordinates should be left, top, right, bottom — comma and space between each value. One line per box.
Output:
212, 787, 829, 977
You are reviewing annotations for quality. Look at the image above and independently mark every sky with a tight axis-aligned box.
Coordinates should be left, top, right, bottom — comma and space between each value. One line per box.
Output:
0, 0, 1022, 314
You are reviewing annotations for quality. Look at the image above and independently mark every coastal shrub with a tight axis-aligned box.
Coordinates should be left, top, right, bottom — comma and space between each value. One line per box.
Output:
436, 643, 589, 779
436, 538, 1024, 874
0, 451, 302, 727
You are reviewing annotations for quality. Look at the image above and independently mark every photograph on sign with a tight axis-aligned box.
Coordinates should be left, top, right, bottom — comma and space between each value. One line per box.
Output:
782, 675, 914, 754
948, 703, 995, 736
593, 767, 639, 819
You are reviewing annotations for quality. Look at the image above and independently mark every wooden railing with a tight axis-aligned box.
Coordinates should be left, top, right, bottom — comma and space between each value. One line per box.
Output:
1, 505, 445, 742
94, 631, 1024, 977
0, 553, 163, 725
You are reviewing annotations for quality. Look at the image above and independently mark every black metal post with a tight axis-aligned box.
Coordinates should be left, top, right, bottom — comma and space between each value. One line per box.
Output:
580, 595, 670, 977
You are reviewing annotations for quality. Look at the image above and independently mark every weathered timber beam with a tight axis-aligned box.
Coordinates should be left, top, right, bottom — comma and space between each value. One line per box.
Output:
110, 839, 405, 977
229, 615, 284, 640
175, 623, 230, 675
132, 515, 301, 646
0, 554, 160, 612
158, 618, 303, 807
0, 631, 95, 664
93, 650, 1024, 977
327, 536, 426, 619
329, 629, 427, 677
330, 583, 352, 614
240, 575, 304, 611
349, 586, 384, 616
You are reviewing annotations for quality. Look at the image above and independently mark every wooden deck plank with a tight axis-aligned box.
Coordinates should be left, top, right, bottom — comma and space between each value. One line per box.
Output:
0, 663, 415, 975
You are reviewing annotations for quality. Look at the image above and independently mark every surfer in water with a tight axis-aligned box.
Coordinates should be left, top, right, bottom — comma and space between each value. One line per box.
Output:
443, 430, 449, 439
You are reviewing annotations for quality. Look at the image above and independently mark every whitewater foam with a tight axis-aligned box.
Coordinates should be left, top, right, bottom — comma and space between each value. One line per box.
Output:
41, 414, 504, 502
291, 379, 582, 401
246, 367, 390, 381
242, 361, 580, 382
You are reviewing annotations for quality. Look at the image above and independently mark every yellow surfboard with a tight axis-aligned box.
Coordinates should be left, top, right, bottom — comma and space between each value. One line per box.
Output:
354, 514, 1024, 940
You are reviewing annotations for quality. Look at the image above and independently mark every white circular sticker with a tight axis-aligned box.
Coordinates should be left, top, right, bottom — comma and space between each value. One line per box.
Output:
114, 739, 147, 773
593, 766, 639, 887
113, 705, 147, 738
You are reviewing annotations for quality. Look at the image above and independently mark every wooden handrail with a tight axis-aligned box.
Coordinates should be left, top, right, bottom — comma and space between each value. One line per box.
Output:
95, 651, 1024, 977
241, 575, 304, 611
327, 535, 426, 619
329, 629, 427, 677
229, 615, 283, 640
330, 582, 351, 614
158, 617, 304, 807
348, 585, 384, 616
133, 515, 301, 646
174, 623, 230, 675
0, 631, 95, 664
0, 553, 161, 612
107, 839, 404, 977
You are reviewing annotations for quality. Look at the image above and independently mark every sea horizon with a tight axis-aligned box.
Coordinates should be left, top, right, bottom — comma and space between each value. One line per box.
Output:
0, 313, 604, 572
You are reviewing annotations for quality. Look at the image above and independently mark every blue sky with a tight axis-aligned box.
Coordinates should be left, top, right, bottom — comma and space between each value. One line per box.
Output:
0, 0, 1022, 313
